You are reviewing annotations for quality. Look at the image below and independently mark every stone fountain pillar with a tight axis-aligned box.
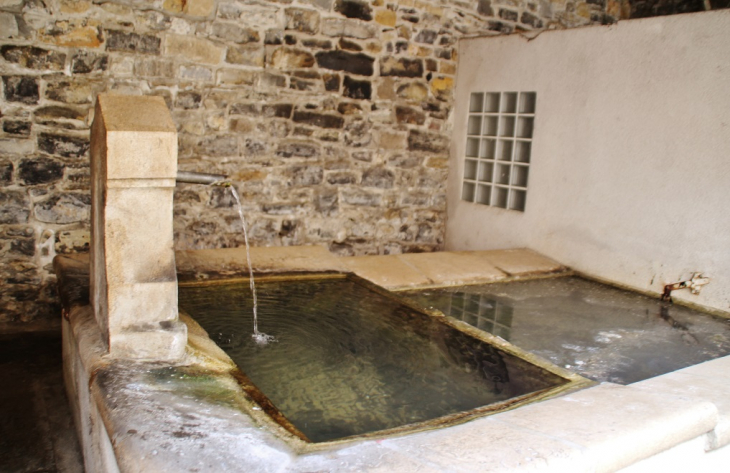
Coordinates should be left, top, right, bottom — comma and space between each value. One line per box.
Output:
90, 94, 186, 361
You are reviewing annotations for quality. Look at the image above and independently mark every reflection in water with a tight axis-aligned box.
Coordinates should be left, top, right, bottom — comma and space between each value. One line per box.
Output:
406, 277, 730, 385
441, 292, 514, 341
439, 329, 510, 393
179, 277, 565, 442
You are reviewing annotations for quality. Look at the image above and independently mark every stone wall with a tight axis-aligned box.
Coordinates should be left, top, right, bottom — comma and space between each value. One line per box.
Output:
0, 0, 608, 323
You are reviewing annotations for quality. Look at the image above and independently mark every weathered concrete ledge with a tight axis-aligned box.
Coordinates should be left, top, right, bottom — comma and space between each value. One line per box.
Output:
56, 247, 730, 472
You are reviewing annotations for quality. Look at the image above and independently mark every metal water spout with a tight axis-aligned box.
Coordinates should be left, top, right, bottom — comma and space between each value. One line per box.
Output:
176, 171, 229, 186
661, 273, 710, 302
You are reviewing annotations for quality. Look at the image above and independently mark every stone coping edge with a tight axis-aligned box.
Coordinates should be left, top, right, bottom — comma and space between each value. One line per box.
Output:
54, 246, 730, 471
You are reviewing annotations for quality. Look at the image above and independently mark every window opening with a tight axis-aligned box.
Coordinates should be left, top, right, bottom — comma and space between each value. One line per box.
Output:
462, 91, 536, 211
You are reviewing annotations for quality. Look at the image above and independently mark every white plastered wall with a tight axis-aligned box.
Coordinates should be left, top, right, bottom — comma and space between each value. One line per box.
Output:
447, 10, 730, 313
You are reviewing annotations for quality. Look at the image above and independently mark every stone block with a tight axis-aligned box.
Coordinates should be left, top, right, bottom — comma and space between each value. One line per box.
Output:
0, 139, 32, 158
3, 120, 31, 136
302, 38, 332, 49
439, 60, 456, 75
322, 18, 377, 39
415, 29, 437, 44
342, 254, 433, 288
264, 29, 284, 45
493, 383, 717, 472
0, 13, 18, 38
260, 72, 287, 88
288, 165, 323, 186
71, 51, 108, 74
285, 7, 320, 33
435, 48, 453, 60
499, 8, 519, 21
381, 56, 424, 77
293, 111, 344, 129
0, 159, 12, 184
106, 30, 161, 54
186, 0, 216, 17
42, 24, 101, 48
18, 157, 65, 185
488, 20, 513, 34
38, 133, 89, 159
430, 76, 453, 101
634, 357, 730, 449
407, 129, 448, 153
343, 119, 372, 147
521, 11, 543, 28
0, 0, 23, 10
301, 0, 333, 9
179, 65, 214, 81
315, 189, 339, 216
375, 9, 396, 26
398, 251, 505, 285
395, 105, 426, 124
335, 0, 373, 20
225, 44, 264, 67
343, 75, 371, 99
315, 50, 374, 76
60, 0, 91, 13
163, 0, 214, 17
362, 166, 395, 189
8, 236, 34, 257
230, 103, 260, 115
337, 101, 361, 115
94, 98, 176, 178
34, 193, 90, 224
3, 76, 39, 104
469, 248, 565, 275
90, 94, 185, 361
216, 68, 257, 86
276, 141, 320, 158
212, 23, 259, 43
196, 135, 238, 157
351, 150, 372, 162
263, 103, 293, 118
134, 57, 175, 77
365, 40, 383, 54
269, 47, 315, 69
55, 228, 90, 254
401, 191, 430, 206
338, 38, 362, 51
323, 73, 340, 91
341, 188, 382, 206
378, 130, 407, 149
1, 45, 66, 70
326, 171, 358, 185
0, 190, 29, 224
425, 156, 448, 169
175, 91, 202, 110
34, 105, 87, 127
291, 77, 320, 91
45, 79, 95, 104
65, 164, 90, 190
261, 202, 307, 215
244, 138, 268, 156
166, 34, 223, 64
477, 0, 494, 16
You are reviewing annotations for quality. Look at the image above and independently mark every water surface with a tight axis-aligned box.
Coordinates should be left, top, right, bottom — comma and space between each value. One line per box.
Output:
404, 277, 730, 384
179, 276, 566, 442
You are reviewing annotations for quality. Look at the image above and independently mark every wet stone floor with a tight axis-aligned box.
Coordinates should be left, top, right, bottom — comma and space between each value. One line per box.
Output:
0, 329, 84, 473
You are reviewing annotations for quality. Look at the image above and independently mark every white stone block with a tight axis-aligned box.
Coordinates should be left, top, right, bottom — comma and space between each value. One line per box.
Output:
90, 94, 186, 361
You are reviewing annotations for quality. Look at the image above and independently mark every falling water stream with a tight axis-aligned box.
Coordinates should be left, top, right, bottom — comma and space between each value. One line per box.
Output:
228, 185, 275, 345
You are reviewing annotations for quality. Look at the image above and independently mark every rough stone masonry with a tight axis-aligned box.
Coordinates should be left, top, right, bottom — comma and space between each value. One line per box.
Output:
0, 0, 614, 323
